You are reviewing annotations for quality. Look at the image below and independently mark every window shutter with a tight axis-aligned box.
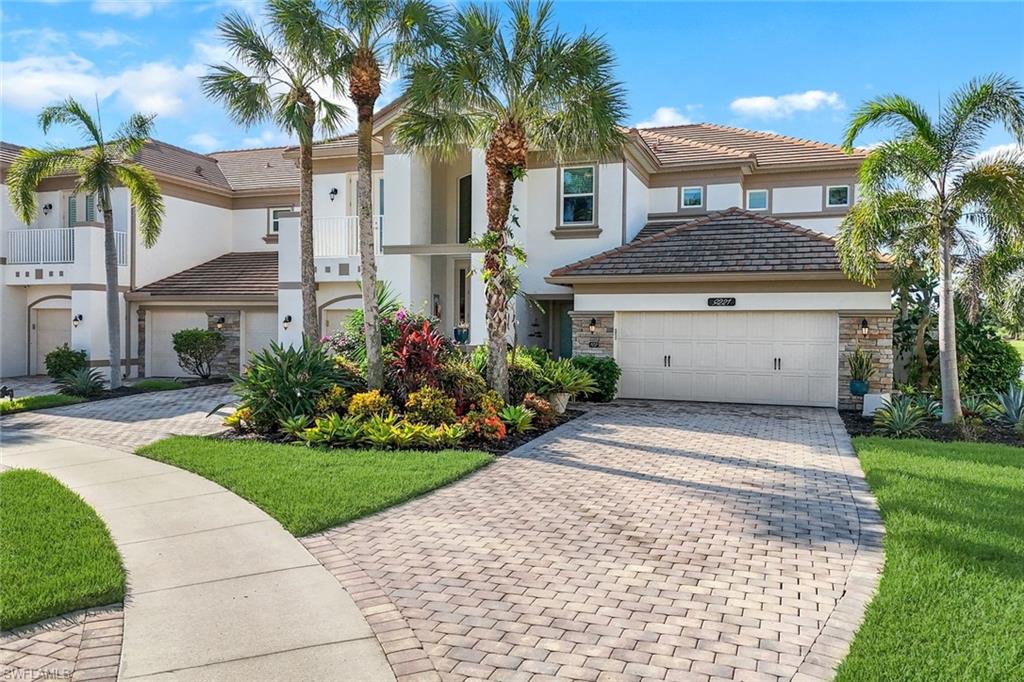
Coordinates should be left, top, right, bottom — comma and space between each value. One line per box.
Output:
68, 196, 77, 226
85, 195, 96, 222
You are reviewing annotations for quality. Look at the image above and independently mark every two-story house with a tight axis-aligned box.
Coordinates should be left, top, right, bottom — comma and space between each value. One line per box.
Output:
1, 106, 893, 410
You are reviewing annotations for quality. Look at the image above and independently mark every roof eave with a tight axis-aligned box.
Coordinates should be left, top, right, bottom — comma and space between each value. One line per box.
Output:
545, 270, 891, 285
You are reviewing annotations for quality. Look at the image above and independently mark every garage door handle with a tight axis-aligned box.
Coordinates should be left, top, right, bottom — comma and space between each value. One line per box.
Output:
667, 355, 671, 367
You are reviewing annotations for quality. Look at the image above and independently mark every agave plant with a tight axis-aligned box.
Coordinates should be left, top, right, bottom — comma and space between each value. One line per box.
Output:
873, 396, 929, 438
56, 367, 106, 398
994, 383, 1024, 427
499, 405, 535, 434
537, 359, 597, 398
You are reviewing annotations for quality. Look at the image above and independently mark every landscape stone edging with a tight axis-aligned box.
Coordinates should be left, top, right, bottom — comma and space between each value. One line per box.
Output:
0, 604, 124, 682
792, 412, 885, 681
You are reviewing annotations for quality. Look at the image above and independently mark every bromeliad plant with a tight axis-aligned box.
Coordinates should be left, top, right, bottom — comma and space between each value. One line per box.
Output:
873, 396, 930, 438
56, 368, 106, 398
499, 404, 535, 434
537, 359, 598, 398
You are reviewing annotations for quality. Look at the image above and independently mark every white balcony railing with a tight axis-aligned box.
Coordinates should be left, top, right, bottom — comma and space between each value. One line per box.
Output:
7, 227, 127, 266
313, 216, 383, 257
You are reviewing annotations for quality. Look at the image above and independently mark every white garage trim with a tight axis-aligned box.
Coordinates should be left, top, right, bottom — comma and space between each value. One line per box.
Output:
576, 291, 890, 313
614, 311, 839, 408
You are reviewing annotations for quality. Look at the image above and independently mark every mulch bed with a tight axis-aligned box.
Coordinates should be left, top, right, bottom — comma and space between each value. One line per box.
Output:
840, 410, 1024, 447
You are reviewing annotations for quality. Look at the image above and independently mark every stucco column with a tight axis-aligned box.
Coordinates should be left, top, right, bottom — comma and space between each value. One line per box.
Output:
277, 212, 303, 348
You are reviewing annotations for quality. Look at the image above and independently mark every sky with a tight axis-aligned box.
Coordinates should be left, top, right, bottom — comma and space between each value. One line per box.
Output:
1, 1, 1023, 156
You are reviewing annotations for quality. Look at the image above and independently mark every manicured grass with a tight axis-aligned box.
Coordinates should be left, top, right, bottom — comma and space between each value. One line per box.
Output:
1010, 339, 1024, 363
837, 437, 1024, 681
137, 436, 494, 536
0, 470, 124, 630
132, 378, 186, 392
0, 393, 84, 415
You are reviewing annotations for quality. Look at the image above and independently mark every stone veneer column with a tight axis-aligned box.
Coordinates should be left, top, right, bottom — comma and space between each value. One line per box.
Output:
136, 309, 146, 378
207, 311, 240, 377
838, 313, 895, 411
569, 311, 614, 358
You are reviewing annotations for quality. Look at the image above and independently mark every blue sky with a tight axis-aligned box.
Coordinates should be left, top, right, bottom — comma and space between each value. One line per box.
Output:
2, 1, 1022, 155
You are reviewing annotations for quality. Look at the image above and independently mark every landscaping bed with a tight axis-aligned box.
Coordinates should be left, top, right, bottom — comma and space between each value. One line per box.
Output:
0, 470, 124, 630
836, 437, 1024, 680
841, 410, 1024, 447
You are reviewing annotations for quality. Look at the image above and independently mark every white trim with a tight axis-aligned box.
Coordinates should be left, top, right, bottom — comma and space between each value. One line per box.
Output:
826, 184, 851, 207
746, 189, 769, 211
560, 164, 596, 227
575, 291, 891, 313
680, 186, 704, 209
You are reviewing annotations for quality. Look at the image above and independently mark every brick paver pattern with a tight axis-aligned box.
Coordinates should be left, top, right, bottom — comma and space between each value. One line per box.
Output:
0, 605, 123, 682
305, 402, 882, 682
0, 384, 234, 452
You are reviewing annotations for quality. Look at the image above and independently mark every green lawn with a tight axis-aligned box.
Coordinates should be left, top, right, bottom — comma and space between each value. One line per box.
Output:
132, 378, 186, 392
1010, 339, 1024, 363
837, 437, 1024, 681
0, 394, 85, 415
0, 470, 125, 630
137, 437, 494, 536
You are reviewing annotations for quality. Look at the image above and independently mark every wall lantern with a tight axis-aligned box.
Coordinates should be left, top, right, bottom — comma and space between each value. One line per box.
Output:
282, 314, 292, 330
72, 313, 83, 328
216, 316, 226, 330
329, 187, 338, 202
860, 318, 869, 337
589, 317, 597, 334
42, 203, 53, 216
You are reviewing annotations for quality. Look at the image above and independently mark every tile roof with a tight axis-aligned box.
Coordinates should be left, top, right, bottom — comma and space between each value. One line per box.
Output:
132, 252, 278, 298
133, 140, 232, 190
209, 147, 297, 191
635, 123, 864, 169
549, 207, 883, 279
0, 142, 24, 166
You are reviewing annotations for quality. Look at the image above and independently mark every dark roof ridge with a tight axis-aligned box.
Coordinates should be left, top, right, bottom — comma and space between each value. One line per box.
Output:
210, 145, 291, 155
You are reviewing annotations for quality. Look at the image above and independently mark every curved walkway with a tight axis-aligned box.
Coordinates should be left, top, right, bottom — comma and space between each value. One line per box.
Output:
1, 387, 393, 682
304, 401, 883, 682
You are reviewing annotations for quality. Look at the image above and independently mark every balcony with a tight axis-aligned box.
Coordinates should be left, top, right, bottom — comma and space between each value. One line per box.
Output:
8, 227, 127, 266
313, 216, 383, 257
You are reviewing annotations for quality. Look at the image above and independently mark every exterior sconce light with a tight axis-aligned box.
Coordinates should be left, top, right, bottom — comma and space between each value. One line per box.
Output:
860, 319, 869, 336
42, 203, 53, 216
216, 316, 225, 330
589, 317, 597, 334
282, 314, 292, 330
72, 314, 83, 328
329, 187, 338, 202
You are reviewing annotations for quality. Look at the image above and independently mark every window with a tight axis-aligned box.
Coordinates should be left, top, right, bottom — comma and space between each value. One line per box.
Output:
561, 166, 595, 225
85, 194, 96, 222
681, 187, 703, 208
458, 174, 472, 243
746, 189, 768, 211
67, 196, 77, 226
378, 177, 385, 216
269, 208, 290, 233
827, 185, 850, 207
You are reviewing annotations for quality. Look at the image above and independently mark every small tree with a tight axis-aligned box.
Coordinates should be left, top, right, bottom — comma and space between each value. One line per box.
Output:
172, 329, 225, 378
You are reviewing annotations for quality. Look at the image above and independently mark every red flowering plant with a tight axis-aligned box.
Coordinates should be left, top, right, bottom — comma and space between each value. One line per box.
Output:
460, 389, 508, 443
390, 315, 455, 398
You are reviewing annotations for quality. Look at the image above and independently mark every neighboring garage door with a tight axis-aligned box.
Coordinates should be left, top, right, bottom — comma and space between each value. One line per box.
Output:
616, 311, 838, 407
34, 309, 71, 375
322, 308, 357, 338
243, 310, 278, 367
149, 310, 209, 377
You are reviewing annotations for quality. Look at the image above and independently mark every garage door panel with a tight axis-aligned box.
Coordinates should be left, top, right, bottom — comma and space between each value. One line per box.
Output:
693, 341, 717, 368
35, 309, 72, 375
244, 311, 278, 367
151, 311, 209, 377
717, 341, 750, 370
692, 314, 717, 339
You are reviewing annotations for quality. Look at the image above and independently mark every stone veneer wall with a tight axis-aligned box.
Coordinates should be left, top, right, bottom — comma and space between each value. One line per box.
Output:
207, 311, 240, 377
569, 311, 614, 358
136, 309, 146, 377
838, 313, 894, 411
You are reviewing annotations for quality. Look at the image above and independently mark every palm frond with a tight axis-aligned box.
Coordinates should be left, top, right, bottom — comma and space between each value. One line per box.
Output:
111, 112, 156, 159
835, 190, 930, 285
114, 162, 165, 248
6, 148, 83, 224
859, 138, 941, 195
38, 97, 105, 147
217, 11, 279, 75
843, 93, 939, 152
953, 151, 1024, 248
941, 74, 1024, 161
201, 65, 274, 127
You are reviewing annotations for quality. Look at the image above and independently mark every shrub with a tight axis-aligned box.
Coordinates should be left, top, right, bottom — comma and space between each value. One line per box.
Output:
538, 358, 597, 397
347, 390, 393, 420
436, 422, 468, 448
956, 309, 1023, 395
523, 393, 556, 426
508, 354, 543, 405
391, 318, 452, 397
908, 393, 942, 420
314, 385, 350, 416
570, 356, 621, 402
405, 387, 457, 425
280, 415, 310, 440
438, 358, 488, 415
362, 413, 400, 447
961, 394, 1000, 421
499, 404, 535, 433
994, 383, 1024, 428
478, 390, 505, 415
44, 344, 87, 381
299, 413, 366, 447
172, 328, 225, 378
517, 345, 551, 366
56, 367, 105, 398
232, 339, 346, 433
462, 410, 507, 443
874, 396, 929, 438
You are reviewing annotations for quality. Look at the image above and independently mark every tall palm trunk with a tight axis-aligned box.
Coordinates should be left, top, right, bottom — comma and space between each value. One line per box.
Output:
298, 98, 318, 341
101, 189, 122, 389
938, 227, 962, 423
351, 49, 384, 389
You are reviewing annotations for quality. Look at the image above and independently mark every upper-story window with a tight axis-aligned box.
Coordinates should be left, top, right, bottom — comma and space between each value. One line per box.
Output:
746, 189, 768, 211
561, 166, 595, 225
85, 194, 96, 222
681, 187, 703, 208
827, 185, 850, 207
269, 207, 290, 233
67, 196, 77, 226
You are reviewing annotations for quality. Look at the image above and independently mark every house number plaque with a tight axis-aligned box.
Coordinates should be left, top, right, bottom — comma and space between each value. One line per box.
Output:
707, 297, 737, 307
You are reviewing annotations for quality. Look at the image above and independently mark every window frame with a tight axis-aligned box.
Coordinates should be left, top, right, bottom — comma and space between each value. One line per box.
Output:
457, 173, 472, 244
680, 186, 704, 209
558, 164, 597, 228
826, 184, 851, 208
746, 189, 769, 211
268, 207, 291, 234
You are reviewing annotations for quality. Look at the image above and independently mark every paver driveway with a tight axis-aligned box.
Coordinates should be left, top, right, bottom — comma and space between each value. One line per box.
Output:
304, 402, 882, 682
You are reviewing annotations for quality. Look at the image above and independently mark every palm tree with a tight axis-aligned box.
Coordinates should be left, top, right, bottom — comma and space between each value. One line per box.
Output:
202, 0, 348, 341
838, 75, 1024, 423
394, 0, 627, 398
8, 98, 165, 389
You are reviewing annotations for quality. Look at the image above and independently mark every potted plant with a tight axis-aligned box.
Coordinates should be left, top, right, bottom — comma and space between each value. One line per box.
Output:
847, 348, 875, 397
538, 359, 597, 414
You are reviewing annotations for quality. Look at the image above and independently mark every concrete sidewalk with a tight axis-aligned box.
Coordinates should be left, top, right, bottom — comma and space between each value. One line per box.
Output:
1, 430, 394, 682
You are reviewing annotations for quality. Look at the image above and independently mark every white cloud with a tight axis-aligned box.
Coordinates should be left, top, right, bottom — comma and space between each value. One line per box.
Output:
187, 132, 222, 151
974, 142, 1024, 162
77, 29, 137, 48
91, 0, 169, 18
114, 62, 205, 117
6, 27, 67, 48
241, 130, 295, 148
635, 106, 693, 129
730, 90, 844, 119
0, 53, 117, 110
